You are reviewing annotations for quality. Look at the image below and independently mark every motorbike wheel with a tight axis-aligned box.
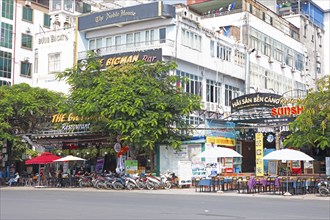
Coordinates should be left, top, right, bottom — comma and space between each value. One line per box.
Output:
318, 186, 329, 197
96, 182, 103, 189
126, 183, 135, 190
136, 181, 145, 190
164, 181, 172, 190
146, 182, 155, 190
106, 182, 114, 189
113, 182, 124, 190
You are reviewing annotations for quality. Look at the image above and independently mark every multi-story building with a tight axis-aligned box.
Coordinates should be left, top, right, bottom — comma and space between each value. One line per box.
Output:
0, 0, 51, 86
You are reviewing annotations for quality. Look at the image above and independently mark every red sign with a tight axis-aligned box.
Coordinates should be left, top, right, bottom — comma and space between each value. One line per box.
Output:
271, 106, 304, 116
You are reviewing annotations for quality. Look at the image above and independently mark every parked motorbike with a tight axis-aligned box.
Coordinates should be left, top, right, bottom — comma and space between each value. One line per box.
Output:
146, 173, 172, 190
318, 179, 330, 197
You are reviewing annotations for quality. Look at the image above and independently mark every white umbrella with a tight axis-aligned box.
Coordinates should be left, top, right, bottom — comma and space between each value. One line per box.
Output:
196, 147, 243, 158
54, 155, 86, 162
262, 149, 314, 196
262, 149, 314, 161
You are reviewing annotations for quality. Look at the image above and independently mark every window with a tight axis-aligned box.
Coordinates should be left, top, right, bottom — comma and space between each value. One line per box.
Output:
89, 38, 102, 50
22, 6, 33, 22
51, 0, 62, 11
146, 29, 154, 45
216, 43, 231, 61
44, 14, 51, 28
126, 33, 133, 48
2, 0, 14, 19
225, 85, 239, 106
34, 49, 38, 73
206, 79, 221, 103
105, 37, 112, 53
159, 28, 166, 43
0, 22, 13, 49
234, 50, 244, 67
134, 32, 141, 47
0, 51, 12, 79
210, 40, 215, 57
176, 70, 202, 96
21, 34, 32, 49
64, 0, 73, 12
115, 36, 121, 50
48, 53, 61, 73
181, 28, 202, 51
20, 62, 32, 77
0, 80, 11, 86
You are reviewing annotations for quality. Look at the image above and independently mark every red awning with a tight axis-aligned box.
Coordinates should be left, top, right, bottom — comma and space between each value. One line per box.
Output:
25, 152, 60, 165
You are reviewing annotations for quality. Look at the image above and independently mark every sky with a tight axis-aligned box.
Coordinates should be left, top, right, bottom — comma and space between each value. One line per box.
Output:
162, 0, 330, 10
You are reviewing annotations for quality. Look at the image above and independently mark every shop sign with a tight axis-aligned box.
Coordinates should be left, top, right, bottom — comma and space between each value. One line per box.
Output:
79, 49, 162, 70
125, 160, 138, 174
173, 145, 188, 158
231, 93, 282, 112
206, 137, 236, 146
255, 133, 264, 177
62, 123, 90, 132
271, 106, 304, 116
38, 34, 69, 44
52, 113, 95, 123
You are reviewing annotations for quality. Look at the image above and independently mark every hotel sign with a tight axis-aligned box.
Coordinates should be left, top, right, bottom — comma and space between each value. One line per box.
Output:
78, 2, 175, 31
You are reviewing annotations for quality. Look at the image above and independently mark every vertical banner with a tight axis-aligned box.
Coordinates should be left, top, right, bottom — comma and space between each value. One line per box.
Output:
255, 133, 264, 176
95, 158, 105, 173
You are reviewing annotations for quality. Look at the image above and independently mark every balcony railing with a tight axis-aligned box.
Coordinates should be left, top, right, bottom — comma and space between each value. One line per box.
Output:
78, 39, 175, 60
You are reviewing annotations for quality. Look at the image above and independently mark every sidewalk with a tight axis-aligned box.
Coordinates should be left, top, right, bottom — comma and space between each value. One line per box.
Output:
1, 186, 329, 201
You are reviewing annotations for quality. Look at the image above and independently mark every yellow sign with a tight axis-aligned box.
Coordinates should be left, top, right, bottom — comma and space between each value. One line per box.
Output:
206, 137, 236, 146
255, 133, 264, 176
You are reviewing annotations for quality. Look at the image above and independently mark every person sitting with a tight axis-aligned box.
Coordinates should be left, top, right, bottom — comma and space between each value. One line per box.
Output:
7, 172, 20, 186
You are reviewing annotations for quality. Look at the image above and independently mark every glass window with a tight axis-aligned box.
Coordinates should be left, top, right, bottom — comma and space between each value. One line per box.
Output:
21, 34, 32, 49
159, 28, 166, 43
206, 79, 221, 103
89, 38, 102, 50
134, 32, 140, 47
105, 37, 112, 53
22, 6, 33, 22
176, 70, 202, 96
2, 0, 14, 19
64, 0, 73, 12
210, 40, 214, 57
44, 14, 51, 28
0, 22, 13, 49
146, 29, 154, 45
115, 36, 121, 50
48, 53, 61, 73
34, 49, 38, 73
225, 85, 240, 106
51, 0, 62, 11
126, 33, 133, 48
20, 62, 32, 77
0, 50, 12, 79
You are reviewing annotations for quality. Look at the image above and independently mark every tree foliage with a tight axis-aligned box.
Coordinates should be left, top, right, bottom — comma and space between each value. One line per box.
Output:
57, 57, 201, 152
284, 75, 330, 150
0, 83, 65, 159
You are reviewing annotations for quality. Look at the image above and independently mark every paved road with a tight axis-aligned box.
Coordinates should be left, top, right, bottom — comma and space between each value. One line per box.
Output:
1, 188, 329, 220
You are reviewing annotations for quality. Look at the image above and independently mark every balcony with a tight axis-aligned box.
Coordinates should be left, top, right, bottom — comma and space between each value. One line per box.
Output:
78, 39, 175, 60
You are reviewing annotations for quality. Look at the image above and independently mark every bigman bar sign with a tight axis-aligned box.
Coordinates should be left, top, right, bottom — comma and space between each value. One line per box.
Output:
79, 49, 162, 70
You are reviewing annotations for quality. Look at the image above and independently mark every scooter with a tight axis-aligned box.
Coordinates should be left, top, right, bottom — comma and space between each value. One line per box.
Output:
146, 173, 172, 190
318, 179, 330, 197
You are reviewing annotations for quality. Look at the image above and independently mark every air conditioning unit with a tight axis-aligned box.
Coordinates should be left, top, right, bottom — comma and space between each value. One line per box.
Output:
210, 103, 217, 112
25, 0, 31, 7
26, 27, 31, 33
317, 28, 321, 35
281, 62, 286, 68
316, 57, 321, 63
255, 50, 261, 58
268, 57, 274, 63
291, 67, 296, 73
316, 52, 320, 57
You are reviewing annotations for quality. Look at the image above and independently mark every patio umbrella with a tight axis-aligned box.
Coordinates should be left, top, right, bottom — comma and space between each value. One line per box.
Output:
25, 152, 60, 187
262, 149, 314, 196
25, 152, 61, 165
196, 147, 243, 158
54, 155, 86, 162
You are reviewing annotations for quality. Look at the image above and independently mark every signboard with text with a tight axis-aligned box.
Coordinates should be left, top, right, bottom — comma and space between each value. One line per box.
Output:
255, 133, 264, 177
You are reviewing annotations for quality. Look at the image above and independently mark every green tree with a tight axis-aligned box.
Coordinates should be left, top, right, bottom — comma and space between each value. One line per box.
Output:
284, 75, 330, 150
0, 83, 65, 160
57, 58, 201, 155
